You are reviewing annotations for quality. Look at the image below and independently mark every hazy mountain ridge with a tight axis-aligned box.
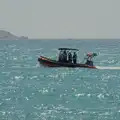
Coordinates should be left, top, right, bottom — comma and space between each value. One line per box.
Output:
0, 30, 28, 40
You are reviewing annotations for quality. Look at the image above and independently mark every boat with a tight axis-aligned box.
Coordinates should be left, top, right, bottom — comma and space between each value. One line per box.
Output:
38, 48, 97, 69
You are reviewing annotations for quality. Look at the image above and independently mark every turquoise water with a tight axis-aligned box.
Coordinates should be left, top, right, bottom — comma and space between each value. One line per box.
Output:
0, 39, 120, 120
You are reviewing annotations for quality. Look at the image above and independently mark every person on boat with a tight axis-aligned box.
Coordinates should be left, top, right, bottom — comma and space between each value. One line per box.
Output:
85, 53, 93, 66
63, 50, 67, 62
73, 52, 77, 64
58, 50, 63, 62
68, 52, 72, 63
85, 59, 93, 66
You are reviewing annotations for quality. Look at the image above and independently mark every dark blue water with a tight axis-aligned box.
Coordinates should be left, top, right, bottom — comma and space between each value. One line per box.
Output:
0, 39, 120, 120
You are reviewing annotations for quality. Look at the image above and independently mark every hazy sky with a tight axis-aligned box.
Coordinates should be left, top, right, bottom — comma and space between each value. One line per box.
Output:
0, 0, 120, 39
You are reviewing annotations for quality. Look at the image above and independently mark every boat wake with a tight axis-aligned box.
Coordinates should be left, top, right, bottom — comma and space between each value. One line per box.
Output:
96, 66, 120, 70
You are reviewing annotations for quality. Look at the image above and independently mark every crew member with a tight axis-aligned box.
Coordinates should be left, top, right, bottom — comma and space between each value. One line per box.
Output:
85, 53, 93, 66
73, 52, 77, 64
68, 52, 72, 63
63, 50, 67, 62
58, 51, 63, 62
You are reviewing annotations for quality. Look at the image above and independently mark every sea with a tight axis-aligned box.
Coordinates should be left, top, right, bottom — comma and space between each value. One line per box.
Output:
0, 39, 120, 120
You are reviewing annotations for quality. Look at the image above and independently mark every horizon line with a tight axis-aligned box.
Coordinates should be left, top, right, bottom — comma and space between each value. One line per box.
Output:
28, 38, 120, 40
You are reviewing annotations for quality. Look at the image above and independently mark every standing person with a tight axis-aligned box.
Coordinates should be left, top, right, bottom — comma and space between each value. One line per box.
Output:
63, 50, 67, 62
58, 51, 63, 62
68, 52, 72, 63
85, 53, 93, 66
73, 52, 77, 64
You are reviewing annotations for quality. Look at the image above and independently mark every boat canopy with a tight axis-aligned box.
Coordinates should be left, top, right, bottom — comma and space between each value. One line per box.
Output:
58, 48, 79, 51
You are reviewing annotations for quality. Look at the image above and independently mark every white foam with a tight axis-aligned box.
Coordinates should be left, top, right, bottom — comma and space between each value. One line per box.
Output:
96, 66, 120, 70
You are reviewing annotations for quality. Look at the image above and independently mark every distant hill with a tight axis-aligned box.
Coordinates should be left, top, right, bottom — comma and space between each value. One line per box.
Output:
0, 30, 28, 40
